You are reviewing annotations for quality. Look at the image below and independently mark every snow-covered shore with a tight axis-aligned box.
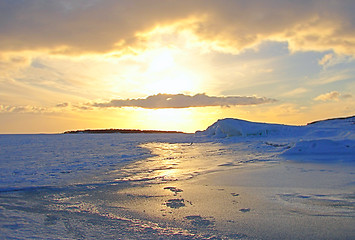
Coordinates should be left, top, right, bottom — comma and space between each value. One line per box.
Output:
0, 116, 354, 239
196, 116, 355, 159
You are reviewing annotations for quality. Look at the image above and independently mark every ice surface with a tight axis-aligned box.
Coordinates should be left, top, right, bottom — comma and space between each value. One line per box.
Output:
0, 133, 191, 191
0, 116, 354, 239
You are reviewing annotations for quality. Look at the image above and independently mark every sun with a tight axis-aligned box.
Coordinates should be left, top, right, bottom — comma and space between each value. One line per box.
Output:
147, 50, 175, 72
104, 26, 213, 97
140, 48, 202, 95
147, 70, 198, 94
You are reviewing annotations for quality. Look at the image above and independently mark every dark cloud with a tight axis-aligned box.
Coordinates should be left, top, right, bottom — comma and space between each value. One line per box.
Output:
1, 0, 355, 55
0, 0, 195, 54
341, 94, 353, 99
91, 93, 276, 109
0, 104, 46, 113
56, 102, 69, 107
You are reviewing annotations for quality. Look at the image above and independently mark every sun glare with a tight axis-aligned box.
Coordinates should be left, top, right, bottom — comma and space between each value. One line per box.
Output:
136, 108, 198, 133
140, 49, 201, 94
147, 51, 175, 72
146, 71, 198, 94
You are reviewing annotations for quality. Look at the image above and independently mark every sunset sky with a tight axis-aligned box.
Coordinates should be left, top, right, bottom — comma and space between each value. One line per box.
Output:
1, 0, 355, 133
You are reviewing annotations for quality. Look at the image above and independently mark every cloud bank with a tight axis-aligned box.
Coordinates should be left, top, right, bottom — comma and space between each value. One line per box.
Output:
1, 0, 355, 55
92, 93, 276, 109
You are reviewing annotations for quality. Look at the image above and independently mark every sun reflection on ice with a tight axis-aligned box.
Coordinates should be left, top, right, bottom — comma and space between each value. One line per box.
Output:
111, 141, 265, 185
113, 142, 195, 183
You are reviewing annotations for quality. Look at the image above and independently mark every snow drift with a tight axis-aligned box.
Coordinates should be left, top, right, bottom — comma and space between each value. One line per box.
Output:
283, 139, 355, 155
196, 118, 302, 138
197, 116, 355, 157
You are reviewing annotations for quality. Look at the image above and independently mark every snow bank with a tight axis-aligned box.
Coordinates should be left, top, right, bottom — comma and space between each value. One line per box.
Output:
197, 116, 354, 140
304, 116, 355, 140
307, 115, 355, 128
197, 116, 355, 158
281, 139, 355, 155
196, 118, 301, 138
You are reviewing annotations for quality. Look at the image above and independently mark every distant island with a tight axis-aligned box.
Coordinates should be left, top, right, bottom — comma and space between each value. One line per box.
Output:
63, 129, 185, 134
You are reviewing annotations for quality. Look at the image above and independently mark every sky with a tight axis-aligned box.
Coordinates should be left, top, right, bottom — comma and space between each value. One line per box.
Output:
1, 0, 355, 133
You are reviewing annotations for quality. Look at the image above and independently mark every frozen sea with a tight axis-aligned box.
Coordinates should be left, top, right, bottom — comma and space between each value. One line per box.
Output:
0, 118, 354, 239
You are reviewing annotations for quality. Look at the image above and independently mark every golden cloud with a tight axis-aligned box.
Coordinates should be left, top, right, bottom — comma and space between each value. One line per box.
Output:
314, 91, 352, 101
1, 0, 355, 55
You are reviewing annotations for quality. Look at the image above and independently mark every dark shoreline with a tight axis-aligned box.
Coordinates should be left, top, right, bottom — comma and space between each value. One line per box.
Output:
63, 129, 186, 134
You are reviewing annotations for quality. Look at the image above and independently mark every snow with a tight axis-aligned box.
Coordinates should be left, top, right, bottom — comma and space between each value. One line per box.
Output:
0, 116, 354, 239
282, 139, 355, 155
0, 133, 191, 191
196, 118, 302, 138
1, 116, 352, 192
197, 116, 355, 159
